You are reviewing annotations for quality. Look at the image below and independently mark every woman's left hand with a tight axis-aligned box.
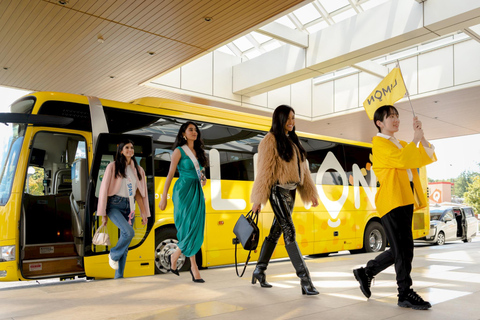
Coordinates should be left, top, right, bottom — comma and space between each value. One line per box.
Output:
311, 197, 319, 207
141, 214, 148, 225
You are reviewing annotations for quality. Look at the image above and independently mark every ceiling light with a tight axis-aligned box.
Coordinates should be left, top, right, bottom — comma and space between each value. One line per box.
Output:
204, 17, 212, 22
58, 0, 69, 5
97, 35, 104, 43
147, 51, 155, 56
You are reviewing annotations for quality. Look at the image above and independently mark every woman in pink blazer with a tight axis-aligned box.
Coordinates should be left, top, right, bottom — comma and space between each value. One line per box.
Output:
97, 139, 150, 279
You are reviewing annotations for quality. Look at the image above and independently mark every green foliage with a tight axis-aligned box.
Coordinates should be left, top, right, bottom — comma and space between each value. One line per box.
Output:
28, 167, 44, 195
454, 171, 480, 198
464, 176, 480, 214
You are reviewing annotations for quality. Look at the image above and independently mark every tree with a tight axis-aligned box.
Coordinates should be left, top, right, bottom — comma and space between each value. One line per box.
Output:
464, 176, 480, 214
454, 171, 480, 198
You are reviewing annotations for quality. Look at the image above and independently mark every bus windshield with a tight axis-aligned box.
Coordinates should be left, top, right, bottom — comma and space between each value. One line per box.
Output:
0, 123, 26, 205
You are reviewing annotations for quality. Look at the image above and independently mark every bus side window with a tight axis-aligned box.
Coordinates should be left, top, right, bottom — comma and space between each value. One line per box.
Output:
343, 145, 374, 187
304, 139, 345, 186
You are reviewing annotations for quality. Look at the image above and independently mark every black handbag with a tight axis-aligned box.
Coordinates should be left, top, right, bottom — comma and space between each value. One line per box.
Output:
233, 210, 259, 277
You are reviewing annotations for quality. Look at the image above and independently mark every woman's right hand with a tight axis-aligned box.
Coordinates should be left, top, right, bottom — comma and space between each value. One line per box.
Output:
252, 203, 261, 214
159, 197, 167, 211
101, 215, 108, 226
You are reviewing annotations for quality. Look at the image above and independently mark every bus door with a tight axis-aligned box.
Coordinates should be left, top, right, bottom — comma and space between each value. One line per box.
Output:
83, 133, 155, 279
20, 127, 89, 279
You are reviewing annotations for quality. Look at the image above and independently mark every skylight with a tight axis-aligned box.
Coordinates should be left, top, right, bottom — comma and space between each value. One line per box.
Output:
216, 0, 390, 60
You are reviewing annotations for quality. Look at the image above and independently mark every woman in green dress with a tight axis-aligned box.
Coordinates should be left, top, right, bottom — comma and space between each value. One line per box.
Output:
159, 121, 207, 282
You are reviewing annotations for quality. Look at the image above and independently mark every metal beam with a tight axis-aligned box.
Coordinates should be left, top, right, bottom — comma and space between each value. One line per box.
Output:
352, 61, 388, 78
233, 0, 480, 96
463, 26, 480, 43
257, 22, 308, 48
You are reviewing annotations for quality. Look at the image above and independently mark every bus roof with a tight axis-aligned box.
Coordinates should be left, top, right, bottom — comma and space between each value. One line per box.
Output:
20, 91, 371, 148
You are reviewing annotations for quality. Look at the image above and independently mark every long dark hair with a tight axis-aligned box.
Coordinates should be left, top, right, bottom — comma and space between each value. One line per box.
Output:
270, 105, 306, 162
114, 139, 142, 180
172, 121, 208, 167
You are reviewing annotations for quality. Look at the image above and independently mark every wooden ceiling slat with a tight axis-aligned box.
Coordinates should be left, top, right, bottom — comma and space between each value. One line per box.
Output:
65, 40, 200, 95
104, 0, 146, 23
117, 0, 160, 27
5, 3, 67, 85
179, 0, 291, 47
12, 9, 99, 87
0, 0, 309, 103
89, 0, 119, 17
139, 1, 198, 36
45, 26, 149, 89
0, 1, 45, 65
31, 19, 121, 88
0, 0, 30, 44
72, 37, 187, 93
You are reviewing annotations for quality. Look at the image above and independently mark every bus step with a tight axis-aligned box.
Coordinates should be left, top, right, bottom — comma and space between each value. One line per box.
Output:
22, 256, 84, 278
23, 243, 77, 260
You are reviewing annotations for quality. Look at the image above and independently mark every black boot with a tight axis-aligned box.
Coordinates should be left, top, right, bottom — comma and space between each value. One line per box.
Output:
286, 242, 319, 295
252, 238, 277, 288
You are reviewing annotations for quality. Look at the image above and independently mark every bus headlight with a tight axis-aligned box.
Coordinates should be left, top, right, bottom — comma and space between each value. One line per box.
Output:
0, 245, 15, 262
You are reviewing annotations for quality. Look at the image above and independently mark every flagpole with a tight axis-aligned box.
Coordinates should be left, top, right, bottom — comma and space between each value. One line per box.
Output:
396, 60, 416, 117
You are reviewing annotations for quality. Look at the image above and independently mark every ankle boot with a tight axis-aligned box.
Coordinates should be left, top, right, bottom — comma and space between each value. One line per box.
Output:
285, 242, 319, 295
252, 238, 277, 288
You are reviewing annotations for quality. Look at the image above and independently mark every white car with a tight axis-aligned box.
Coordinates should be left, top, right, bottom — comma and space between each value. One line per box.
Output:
416, 205, 478, 245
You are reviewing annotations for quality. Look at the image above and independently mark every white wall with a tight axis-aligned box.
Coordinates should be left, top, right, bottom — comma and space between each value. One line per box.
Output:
148, 38, 480, 120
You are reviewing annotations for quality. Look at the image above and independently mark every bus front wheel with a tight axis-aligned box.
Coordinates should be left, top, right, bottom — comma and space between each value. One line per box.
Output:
364, 221, 386, 253
154, 227, 187, 274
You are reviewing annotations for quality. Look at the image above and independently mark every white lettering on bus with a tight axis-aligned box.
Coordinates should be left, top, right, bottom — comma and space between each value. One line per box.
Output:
352, 164, 377, 209
315, 152, 348, 228
209, 149, 247, 210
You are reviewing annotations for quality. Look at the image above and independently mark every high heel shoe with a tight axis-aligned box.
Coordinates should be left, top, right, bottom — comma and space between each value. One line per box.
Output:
251, 268, 272, 288
189, 269, 205, 283
300, 279, 319, 295
168, 254, 180, 276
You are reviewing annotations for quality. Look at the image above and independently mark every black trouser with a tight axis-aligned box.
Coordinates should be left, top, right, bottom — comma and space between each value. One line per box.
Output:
266, 185, 297, 245
365, 204, 414, 295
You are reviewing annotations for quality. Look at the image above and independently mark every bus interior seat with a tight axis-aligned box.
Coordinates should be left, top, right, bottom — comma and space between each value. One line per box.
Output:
53, 168, 72, 194
70, 158, 87, 256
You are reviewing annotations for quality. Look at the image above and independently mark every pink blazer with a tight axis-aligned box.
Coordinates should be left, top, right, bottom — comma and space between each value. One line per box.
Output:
96, 161, 151, 217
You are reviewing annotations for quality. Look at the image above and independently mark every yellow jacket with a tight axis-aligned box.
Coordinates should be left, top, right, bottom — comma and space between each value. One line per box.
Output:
372, 136, 436, 217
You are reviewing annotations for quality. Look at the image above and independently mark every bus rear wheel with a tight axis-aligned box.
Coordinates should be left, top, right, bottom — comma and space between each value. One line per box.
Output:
154, 227, 187, 274
364, 221, 386, 253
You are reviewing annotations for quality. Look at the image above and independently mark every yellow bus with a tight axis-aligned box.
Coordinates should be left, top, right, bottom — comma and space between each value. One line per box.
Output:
0, 91, 430, 281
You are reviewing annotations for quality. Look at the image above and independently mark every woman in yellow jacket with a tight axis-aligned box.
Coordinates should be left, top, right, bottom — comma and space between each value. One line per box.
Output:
353, 105, 436, 310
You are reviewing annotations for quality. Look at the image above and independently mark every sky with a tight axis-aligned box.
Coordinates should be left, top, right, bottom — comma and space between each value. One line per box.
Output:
1, 86, 479, 180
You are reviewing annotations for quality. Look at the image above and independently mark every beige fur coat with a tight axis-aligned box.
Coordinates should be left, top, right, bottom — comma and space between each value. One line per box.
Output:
251, 133, 319, 206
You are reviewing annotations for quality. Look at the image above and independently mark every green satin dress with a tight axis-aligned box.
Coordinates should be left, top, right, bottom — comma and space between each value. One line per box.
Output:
172, 147, 206, 257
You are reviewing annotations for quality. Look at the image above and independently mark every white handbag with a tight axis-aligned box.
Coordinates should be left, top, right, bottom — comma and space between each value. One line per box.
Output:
92, 225, 111, 246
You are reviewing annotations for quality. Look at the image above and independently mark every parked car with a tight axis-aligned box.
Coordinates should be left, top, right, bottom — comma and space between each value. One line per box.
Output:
416, 205, 478, 245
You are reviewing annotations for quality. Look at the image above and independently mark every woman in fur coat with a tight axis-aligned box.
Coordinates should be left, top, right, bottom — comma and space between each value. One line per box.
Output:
251, 104, 320, 295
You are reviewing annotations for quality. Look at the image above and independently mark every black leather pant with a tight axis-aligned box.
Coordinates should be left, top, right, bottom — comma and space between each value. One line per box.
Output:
255, 185, 316, 292
266, 185, 297, 245
255, 185, 297, 269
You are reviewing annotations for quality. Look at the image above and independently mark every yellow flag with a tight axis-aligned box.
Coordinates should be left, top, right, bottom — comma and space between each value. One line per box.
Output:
363, 67, 406, 120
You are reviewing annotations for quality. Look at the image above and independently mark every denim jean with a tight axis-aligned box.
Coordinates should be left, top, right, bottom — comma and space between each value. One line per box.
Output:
107, 195, 135, 279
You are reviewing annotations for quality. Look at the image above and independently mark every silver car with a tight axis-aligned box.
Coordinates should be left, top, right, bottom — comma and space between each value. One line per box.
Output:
416, 205, 478, 245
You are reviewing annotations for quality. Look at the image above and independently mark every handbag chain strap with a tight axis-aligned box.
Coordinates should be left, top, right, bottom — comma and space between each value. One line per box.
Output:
234, 210, 258, 278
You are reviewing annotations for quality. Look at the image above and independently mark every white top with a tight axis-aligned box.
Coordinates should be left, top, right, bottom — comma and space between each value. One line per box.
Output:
116, 165, 137, 198
377, 133, 435, 182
